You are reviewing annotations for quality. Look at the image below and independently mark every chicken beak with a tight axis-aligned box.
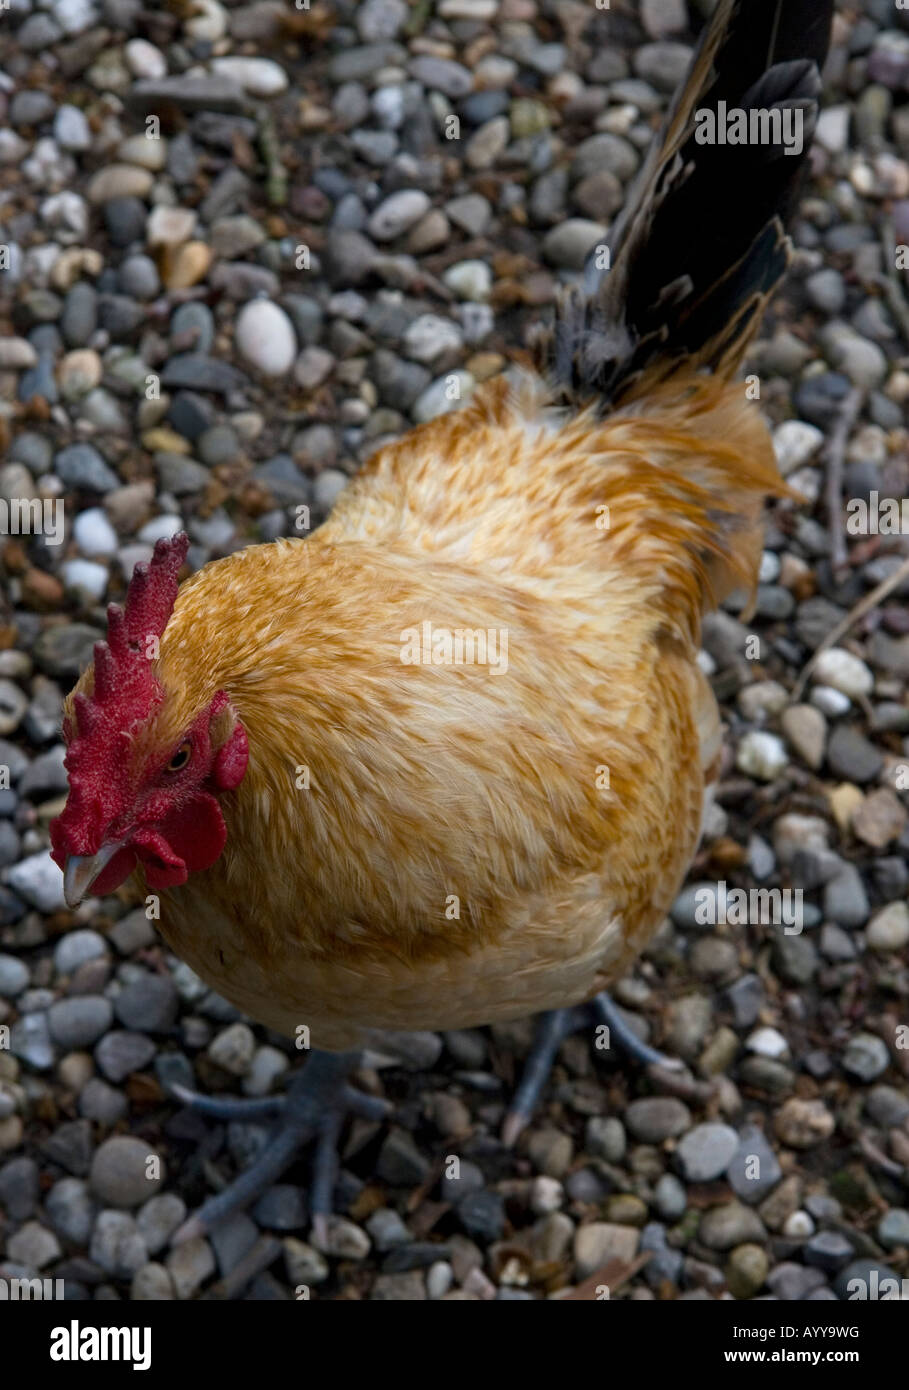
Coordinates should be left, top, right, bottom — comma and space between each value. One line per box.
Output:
63, 843, 122, 908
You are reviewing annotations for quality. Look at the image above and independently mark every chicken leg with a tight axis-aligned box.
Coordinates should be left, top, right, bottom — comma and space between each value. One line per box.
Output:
169, 990, 679, 1245
170, 1049, 390, 1246
502, 991, 683, 1146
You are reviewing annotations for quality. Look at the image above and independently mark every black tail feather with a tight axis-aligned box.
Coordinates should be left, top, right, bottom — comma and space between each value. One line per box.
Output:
538, 0, 836, 406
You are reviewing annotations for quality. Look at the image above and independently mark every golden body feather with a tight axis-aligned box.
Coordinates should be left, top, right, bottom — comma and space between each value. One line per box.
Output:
66, 373, 783, 1051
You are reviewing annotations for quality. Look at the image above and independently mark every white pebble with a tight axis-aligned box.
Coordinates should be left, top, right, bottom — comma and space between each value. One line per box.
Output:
783, 1210, 815, 1239
736, 730, 788, 782
442, 259, 493, 302
7, 851, 67, 913
185, 0, 227, 41
772, 420, 824, 476
235, 300, 297, 377
124, 38, 168, 80
73, 507, 118, 557
137, 515, 184, 544
62, 559, 109, 600
211, 57, 288, 97
53, 105, 92, 152
368, 190, 431, 241
812, 648, 874, 699
866, 901, 909, 954
745, 1026, 790, 1059
810, 685, 852, 717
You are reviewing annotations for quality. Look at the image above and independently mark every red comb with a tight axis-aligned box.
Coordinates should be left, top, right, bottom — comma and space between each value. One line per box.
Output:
52, 533, 188, 860
67, 533, 188, 744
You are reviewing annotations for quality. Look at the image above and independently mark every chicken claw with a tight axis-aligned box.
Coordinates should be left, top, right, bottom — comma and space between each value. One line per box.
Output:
502, 991, 683, 1147
169, 1049, 391, 1247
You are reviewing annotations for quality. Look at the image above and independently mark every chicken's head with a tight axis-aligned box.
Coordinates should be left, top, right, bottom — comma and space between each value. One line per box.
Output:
50, 533, 248, 907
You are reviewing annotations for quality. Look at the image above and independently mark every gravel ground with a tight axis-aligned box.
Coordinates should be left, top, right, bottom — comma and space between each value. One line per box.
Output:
1, 0, 909, 1302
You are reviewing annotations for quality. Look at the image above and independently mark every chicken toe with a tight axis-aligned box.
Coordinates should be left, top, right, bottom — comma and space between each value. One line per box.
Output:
502, 992, 683, 1147
169, 1049, 391, 1246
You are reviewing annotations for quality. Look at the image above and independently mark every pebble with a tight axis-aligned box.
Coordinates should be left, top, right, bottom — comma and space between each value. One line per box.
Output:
7, 850, 67, 912
0, 954, 29, 997
207, 1022, 257, 1076
46, 1177, 96, 1244
368, 190, 431, 241
91, 1210, 149, 1278
95, 1031, 156, 1083
675, 1124, 740, 1183
736, 731, 788, 781
877, 1210, 909, 1251
7, 1220, 63, 1270
91, 1136, 165, 1208
49, 997, 114, 1049
781, 705, 826, 770
625, 1097, 691, 1142
235, 301, 297, 377
166, 1236, 216, 1298
574, 1222, 640, 1279
543, 219, 607, 270
866, 901, 909, 953
211, 57, 289, 97
774, 1098, 835, 1149
699, 1202, 766, 1251
826, 725, 883, 783
841, 1033, 891, 1082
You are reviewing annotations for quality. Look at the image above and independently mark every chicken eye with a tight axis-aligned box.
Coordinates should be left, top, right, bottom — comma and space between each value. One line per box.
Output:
167, 742, 192, 772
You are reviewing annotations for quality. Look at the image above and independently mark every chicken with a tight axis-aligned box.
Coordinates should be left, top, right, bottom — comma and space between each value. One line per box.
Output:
50, 0, 834, 1244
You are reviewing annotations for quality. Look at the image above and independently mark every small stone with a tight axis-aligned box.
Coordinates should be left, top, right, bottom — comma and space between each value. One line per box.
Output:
94, 1031, 156, 1083
543, 219, 607, 271
137, 1194, 187, 1255
131, 1263, 175, 1299
49, 997, 113, 1049
7, 1220, 62, 1270
284, 1237, 329, 1286
0, 954, 29, 997
211, 57, 288, 97
7, 851, 66, 912
166, 1236, 216, 1298
312, 1216, 370, 1260
736, 730, 788, 781
772, 421, 824, 475
826, 725, 883, 783
675, 1124, 739, 1183
852, 790, 907, 850
699, 1202, 767, 1251
812, 648, 874, 698
780, 705, 826, 770
91, 1135, 164, 1208
726, 1243, 769, 1299
91, 1210, 148, 1278
235, 301, 297, 377
442, 260, 492, 302
866, 901, 909, 954
207, 1022, 256, 1076
368, 190, 431, 242
877, 1210, 909, 1251
87, 165, 154, 204
774, 1098, 835, 1149
574, 1222, 639, 1280
46, 1177, 95, 1244
625, 1097, 691, 1142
